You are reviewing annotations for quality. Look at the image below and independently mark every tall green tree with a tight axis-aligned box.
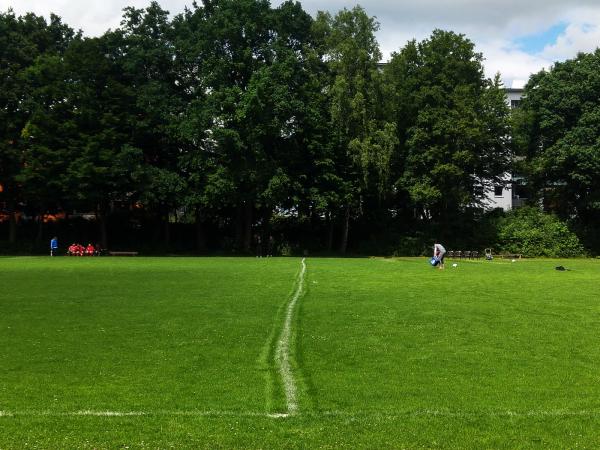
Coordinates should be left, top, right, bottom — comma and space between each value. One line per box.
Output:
61, 34, 144, 248
385, 30, 511, 227
317, 6, 397, 253
118, 2, 186, 246
239, 1, 332, 240
18, 53, 74, 241
0, 10, 74, 242
178, 0, 325, 251
180, 0, 275, 251
514, 50, 600, 236
19, 31, 145, 248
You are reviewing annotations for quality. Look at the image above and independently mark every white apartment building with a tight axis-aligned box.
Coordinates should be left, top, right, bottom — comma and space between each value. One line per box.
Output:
483, 80, 526, 211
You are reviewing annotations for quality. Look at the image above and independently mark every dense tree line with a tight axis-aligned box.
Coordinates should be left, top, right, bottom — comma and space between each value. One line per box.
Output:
513, 50, 600, 253
0, 1, 595, 255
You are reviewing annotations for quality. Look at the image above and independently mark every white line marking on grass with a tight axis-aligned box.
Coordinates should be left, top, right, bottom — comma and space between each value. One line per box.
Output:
266, 412, 290, 419
75, 410, 146, 417
274, 257, 307, 417
3, 409, 600, 419
318, 409, 600, 418
0, 410, 284, 418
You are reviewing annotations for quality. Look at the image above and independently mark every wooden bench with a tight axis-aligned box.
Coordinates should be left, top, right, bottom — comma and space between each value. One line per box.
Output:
108, 251, 139, 256
449, 250, 480, 259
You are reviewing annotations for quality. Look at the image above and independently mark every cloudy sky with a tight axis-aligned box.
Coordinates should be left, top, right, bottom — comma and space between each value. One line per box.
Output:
3, 0, 600, 85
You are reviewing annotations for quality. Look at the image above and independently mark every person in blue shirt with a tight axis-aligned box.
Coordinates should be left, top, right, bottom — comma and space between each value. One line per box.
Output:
50, 236, 58, 256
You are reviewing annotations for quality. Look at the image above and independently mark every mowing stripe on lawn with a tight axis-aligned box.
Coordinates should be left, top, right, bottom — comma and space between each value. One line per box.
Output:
273, 257, 307, 417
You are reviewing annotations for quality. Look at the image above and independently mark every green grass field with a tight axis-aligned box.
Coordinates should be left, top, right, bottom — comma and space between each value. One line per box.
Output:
2, 256, 600, 448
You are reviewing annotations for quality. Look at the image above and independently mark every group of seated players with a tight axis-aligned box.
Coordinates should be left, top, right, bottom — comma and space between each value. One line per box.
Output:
67, 243, 99, 256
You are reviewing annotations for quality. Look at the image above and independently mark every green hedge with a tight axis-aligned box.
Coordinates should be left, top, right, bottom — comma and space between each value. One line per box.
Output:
496, 207, 586, 257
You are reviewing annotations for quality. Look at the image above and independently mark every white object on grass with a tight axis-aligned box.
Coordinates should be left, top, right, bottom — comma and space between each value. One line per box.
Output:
512, 259, 516, 263
452, 263, 458, 268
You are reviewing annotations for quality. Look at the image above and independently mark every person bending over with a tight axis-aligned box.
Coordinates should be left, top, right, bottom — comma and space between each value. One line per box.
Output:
433, 242, 446, 270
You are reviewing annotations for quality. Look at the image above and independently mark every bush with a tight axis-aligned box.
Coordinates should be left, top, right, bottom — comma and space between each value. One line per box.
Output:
392, 236, 430, 257
496, 207, 586, 257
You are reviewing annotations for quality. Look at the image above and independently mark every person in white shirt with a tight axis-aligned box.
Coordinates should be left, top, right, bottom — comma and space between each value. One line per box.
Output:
433, 243, 446, 269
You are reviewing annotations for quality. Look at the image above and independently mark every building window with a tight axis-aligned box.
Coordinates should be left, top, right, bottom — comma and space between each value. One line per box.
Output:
514, 184, 528, 199
494, 186, 504, 197
511, 99, 521, 109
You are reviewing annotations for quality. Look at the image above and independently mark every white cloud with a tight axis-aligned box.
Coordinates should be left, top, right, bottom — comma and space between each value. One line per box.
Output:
0, 0, 190, 35
280, 0, 600, 83
477, 40, 553, 85
3, 0, 600, 84
541, 22, 600, 61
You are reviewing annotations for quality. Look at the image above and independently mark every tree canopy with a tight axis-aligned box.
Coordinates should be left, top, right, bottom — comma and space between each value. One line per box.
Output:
3, 1, 594, 255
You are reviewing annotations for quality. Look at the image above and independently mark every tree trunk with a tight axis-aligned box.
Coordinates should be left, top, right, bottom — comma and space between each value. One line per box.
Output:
8, 202, 17, 243
35, 214, 44, 243
326, 211, 334, 252
164, 213, 171, 248
243, 201, 253, 252
263, 207, 273, 237
234, 204, 244, 251
98, 209, 108, 250
196, 208, 206, 253
339, 206, 350, 255
152, 214, 161, 243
